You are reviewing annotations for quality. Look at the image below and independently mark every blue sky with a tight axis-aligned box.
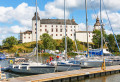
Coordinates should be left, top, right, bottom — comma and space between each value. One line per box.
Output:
0, 0, 120, 45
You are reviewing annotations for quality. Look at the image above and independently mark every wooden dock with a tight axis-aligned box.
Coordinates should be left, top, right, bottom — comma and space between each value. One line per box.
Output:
4, 65, 120, 82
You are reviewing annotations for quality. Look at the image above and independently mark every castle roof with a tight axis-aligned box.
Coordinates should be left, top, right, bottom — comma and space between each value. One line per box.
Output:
40, 19, 78, 25
32, 12, 40, 20
94, 16, 101, 26
21, 30, 32, 34
32, 12, 78, 25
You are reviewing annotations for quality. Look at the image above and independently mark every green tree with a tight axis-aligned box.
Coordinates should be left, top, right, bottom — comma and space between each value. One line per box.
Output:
2, 36, 18, 49
61, 37, 73, 52
92, 29, 106, 48
107, 34, 116, 52
116, 34, 120, 46
40, 33, 56, 50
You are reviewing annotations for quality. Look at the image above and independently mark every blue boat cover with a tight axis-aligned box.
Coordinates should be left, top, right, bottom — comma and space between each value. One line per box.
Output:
0, 52, 6, 60
86, 49, 103, 57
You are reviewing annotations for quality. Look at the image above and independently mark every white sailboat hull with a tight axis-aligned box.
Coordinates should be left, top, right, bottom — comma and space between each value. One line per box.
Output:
9, 65, 55, 74
56, 64, 80, 72
80, 61, 112, 68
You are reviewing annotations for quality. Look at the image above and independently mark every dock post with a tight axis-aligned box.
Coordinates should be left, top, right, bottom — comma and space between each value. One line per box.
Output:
101, 58, 106, 70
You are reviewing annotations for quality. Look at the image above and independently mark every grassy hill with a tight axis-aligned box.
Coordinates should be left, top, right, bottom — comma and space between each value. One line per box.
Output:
1, 40, 88, 54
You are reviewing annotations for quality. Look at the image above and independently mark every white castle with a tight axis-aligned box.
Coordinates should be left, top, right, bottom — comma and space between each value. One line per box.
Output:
20, 13, 100, 43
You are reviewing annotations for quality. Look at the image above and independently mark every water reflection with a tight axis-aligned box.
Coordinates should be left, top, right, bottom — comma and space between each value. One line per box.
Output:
80, 74, 120, 82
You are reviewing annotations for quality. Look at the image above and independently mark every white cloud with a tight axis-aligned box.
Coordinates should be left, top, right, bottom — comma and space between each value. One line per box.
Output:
0, 35, 7, 45
0, 7, 13, 22
92, 10, 120, 34
0, 25, 30, 34
10, 25, 30, 34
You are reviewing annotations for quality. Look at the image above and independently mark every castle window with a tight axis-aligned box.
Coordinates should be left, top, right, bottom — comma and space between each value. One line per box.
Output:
71, 34, 72, 36
45, 25, 47, 27
56, 28, 58, 32
89, 35, 90, 37
35, 32, 36, 34
56, 25, 58, 27
60, 29, 62, 32
29, 34, 30, 35
35, 23, 36, 26
51, 34, 53, 36
29, 37, 30, 39
51, 28, 53, 32
40, 25, 42, 27
56, 34, 58, 36
35, 28, 36, 30
24, 37, 26, 39
71, 29, 72, 31
60, 34, 62, 36
71, 26, 72, 28
60, 25, 62, 27
74, 26, 76, 28
51, 25, 53, 27
40, 29, 42, 31
45, 29, 47, 32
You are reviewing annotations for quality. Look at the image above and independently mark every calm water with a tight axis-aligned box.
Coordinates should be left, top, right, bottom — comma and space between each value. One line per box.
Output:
80, 74, 120, 82
0, 58, 120, 82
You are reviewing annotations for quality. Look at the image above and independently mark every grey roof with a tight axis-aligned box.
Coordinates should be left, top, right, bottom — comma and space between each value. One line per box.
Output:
32, 12, 40, 20
40, 19, 78, 25
94, 16, 100, 26
21, 30, 32, 34
32, 12, 78, 25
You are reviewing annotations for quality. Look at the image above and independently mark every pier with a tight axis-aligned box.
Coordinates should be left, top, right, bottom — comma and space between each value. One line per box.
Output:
5, 65, 120, 82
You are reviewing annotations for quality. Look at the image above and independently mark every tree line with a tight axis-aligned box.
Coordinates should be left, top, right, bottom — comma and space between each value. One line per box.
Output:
92, 29, 120, 53
1, 31, 120, 53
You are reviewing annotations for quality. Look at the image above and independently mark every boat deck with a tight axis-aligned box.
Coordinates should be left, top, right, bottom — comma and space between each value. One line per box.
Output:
4, 65, 120, 82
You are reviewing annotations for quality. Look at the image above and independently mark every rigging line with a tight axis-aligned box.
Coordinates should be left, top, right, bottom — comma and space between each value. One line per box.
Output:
89, 0, 113, 52
90, 0, 97, 19
102, 0, 120, 53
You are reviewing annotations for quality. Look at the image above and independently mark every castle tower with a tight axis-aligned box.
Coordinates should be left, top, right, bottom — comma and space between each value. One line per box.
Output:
94, 16, 101, 30
32, 12, 40, 41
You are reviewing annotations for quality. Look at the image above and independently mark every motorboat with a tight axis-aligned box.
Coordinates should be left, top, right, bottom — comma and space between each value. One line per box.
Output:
9, 62, 55, 74
50, 60, 80, 72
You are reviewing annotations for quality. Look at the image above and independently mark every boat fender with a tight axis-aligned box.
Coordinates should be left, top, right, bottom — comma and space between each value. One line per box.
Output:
18, 65, 21, 69
12, 65, 15, 68
27, 66, 29, 70
10, 60, 13, 64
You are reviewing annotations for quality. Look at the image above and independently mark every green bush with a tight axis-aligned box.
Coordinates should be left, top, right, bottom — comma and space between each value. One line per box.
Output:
67, 52, 78, 56
39, 53, 53, 56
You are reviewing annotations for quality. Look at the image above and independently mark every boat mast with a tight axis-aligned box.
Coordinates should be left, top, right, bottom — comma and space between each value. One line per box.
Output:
36, 0, 38, 63
64, 0, 67, 61
100, 0, 103, 56
85, 0, 89, 57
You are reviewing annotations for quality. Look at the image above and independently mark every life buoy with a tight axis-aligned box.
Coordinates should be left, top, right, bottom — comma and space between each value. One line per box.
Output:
10, 60, 13, 64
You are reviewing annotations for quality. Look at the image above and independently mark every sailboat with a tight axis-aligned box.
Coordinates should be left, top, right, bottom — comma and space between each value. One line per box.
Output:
79, 0, 114, 68
50, 0, 80, 72
9, 0, 55, 74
